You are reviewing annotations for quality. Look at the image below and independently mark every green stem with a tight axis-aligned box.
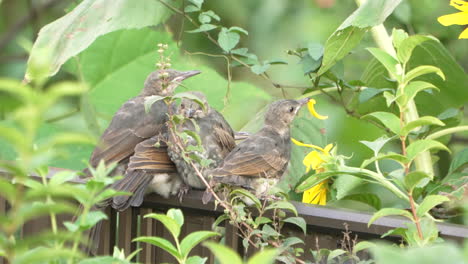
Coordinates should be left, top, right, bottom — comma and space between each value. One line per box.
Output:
426, 125, 468, 140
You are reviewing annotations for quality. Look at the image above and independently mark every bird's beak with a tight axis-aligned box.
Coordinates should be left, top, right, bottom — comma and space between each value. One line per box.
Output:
179, 70, 201, 81
297, 97, 310, 105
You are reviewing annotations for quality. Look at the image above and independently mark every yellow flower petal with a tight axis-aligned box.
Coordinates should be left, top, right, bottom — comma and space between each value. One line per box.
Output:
291, 138, 326, 152
323, 143, 333, 154
438, 12, 468, 26
459, 27, 468, 38
303, 151, 323, 170
451, 0, 468, 12
307, 99, 328, 120
302, 181, 328, 205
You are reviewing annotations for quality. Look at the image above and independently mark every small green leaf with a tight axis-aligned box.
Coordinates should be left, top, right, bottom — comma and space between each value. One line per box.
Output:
327, 249, 347, 262
404, 171, 431, 192
167, 208, 184, 228
308, 43, 324, 60
133, 237, 180, 260
49, 170, 77, 186
360, 135, 394, 154
184, 5, 200, 12
397, 81, 438, 106
367, 48, 400, 79
218, 28, 240, 52
397, 35, 434, 64
198, 11, 220, 24
230, 188, 261, 208
362, 112, 401, 135
228, 26, 248, 35
281, 237, 304, 248
300, 54, 321, 74
447, 148, 468, 175
186, 24, 217, 33
144, 213, 181, 238
254, 216, 272, 227
416, 195, 450, 218
368, 208, 414, 227
341, 193, 382, 210
401, 116, 444, 136
265, 201, 298, 216
203, 242, 242, 264
295, 171, 336, 192
406, 139, 450, 162
247, 249, 278, 264
283, 217, 307, 234
361, 152, 409, 168
180, 231, 219, 257
186, 256, 207, 264
0, 178, 16, 202
392, 28, 408, 50
173, 91, 206, 111
188, 0, 203, 8
353, 241, 375, 254
144, 95, 166, 113
404, 65, 445, 83
359, 88, 392, 103
251, 63, 270, 75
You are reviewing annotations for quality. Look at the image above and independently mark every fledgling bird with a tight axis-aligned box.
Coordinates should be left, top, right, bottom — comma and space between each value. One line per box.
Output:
209, 98, 309, 196
167, 92, 236, 189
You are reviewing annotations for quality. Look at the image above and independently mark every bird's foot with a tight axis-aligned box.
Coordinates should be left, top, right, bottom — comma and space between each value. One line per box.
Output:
178, 184, 190, 202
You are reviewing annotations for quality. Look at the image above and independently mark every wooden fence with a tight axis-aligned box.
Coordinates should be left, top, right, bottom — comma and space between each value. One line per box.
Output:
0, 168, 467, 263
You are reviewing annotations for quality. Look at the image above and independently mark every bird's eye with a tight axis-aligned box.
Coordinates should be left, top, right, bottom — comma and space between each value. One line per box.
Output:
289, 106, 295, 113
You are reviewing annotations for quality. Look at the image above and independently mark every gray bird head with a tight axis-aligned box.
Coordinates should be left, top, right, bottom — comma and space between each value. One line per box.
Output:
178, 91, 208, 119
142, 69, 201, 96
264, 98, 309, 132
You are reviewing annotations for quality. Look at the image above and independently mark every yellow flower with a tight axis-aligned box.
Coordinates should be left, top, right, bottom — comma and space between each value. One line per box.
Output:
292, 138, 333, 205
438, 0, 468, 39
307, 99, 328, 120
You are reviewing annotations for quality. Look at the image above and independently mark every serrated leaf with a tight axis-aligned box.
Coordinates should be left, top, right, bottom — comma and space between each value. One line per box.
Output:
341, 193, 381, 210
404, 65, 445, 83
133, 236, 180, 260
404, 171, 430, 192
416, 195, 449, 218
26, 0, 174, 78
265, 201, 298, 216
283, 217, 307, 234
362, 112, 401, 135
186, 24, 217, 33
406, 139, 450, 162
180, 231, 219, 257
401, 116, 444, 136
368, 208, 414, 227
367, 48, 399, 79
144, 213, 181, 238
203, 242, 242, 264
230, 188, 261, 208
218, 28, 240, 52
397, 35, 435, 64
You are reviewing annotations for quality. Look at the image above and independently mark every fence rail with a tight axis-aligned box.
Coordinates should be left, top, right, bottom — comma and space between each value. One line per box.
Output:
0, 168, 467, 263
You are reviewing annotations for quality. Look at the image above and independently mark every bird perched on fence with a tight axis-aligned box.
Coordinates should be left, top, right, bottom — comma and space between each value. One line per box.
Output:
167, 91, 236, 190
209, 98, 310, 196
87, 69, 200, 210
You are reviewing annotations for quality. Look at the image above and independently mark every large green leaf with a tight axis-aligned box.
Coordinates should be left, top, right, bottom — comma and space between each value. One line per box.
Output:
203, 242, 242, 264
362, 112, 401, 135
416, 195, 449, 218
144, 213, 181, 239
447, 148, 468, 175
133, 237, 180, 260
246, 249, 278, 264
26, 0, 177, 79
406, 139, 450, 162
368, 208, 414, 227
318, 0, 402, 75
180, 231, 219, 257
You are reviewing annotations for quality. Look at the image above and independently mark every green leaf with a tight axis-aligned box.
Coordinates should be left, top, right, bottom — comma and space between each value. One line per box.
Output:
295, 171, 336, 192
198, 11, 220, 24
281, 237, 304, 248
360, 135, 394, 154
79, 257, 128, 264
18, 202, 76, 223
392, 28, 408, 50
186, 256, 207, 264
247, 249, 278, 264
167, 208, 184, 228
300, 54, 321, 74
404, 65, 445, 84
318, 0, 402, 75
27, 0, 175, 78
144, 95, 167, 113
308, 43, 324, 60
173, 92, 207, 111
368, 208, 414, 227
251, 63, 270, 75
188, 0, 203, 8
401, 116, 444, 136
265, 201, 298, 216
406, 139, 450, 162
341, 193, 381, 210
133, 237, 180, 260
361, 152, 409, 168
15, 247, 82, 264
184, 5, 200, 12
186, 24, 217, 33
397, 81, 439, 106
404, 171, 431, 192
327, 249, 347, 262
218, 27, 240, 52
254, 216, 272, 227
448, 148, 468, 175
416, 195, 450, 218
203, 242, 242, 264
282, 217, 307, 234
144, 213, 181, 238
359, 88, 392, 103
230, 188, 261, 208
49, 170, 78, 186
353, 241, 375, 254
397, 35, 435, 64
362, 112, 401, 135
367, 48, 399, 79
180, 231, 219, 257
228, 26, 248, 35
0, 178, 15, 202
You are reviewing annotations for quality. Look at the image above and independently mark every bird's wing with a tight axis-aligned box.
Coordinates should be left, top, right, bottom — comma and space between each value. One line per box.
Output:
127, 136, 177, 173
211, 110, 236, 153
213, 136, 287, 177
88, 98, 167, 167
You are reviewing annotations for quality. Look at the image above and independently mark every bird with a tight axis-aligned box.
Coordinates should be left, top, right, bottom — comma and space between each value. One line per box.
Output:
208, 98, 310, 197
83, 69, 200, 255
86, 69, 200, 209
167, 91, 236, 190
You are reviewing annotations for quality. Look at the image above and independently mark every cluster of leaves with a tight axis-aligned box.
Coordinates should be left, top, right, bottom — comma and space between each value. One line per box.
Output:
0, 65, 130, 263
